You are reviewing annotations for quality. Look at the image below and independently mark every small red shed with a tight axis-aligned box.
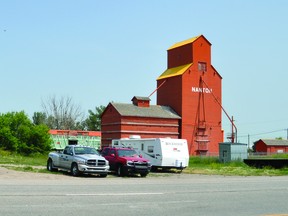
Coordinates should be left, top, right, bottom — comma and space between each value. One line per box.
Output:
254, 139, 288, 154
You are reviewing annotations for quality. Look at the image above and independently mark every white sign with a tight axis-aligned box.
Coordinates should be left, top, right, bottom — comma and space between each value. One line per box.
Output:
192, 87, 212, 93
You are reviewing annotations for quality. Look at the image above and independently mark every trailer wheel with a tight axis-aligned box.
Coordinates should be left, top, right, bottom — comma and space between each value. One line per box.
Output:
151, 166, 158, 172
47, 158, 58, 172
71, 163, 80, 177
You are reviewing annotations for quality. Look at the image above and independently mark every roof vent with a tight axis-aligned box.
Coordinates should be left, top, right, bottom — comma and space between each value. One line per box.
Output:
131, 96, 150, 107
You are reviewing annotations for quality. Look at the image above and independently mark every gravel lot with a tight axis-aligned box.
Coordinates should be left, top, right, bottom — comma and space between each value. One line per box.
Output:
0, 165, 176, 181
0, 166, 72, 180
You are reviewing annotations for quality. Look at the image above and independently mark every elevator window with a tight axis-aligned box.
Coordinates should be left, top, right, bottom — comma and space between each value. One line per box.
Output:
198, 62, 207, 72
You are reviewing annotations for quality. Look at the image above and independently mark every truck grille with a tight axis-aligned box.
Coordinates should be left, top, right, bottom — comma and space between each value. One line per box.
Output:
97, 160, 106, 166
86, 159, 106, 167
133, 161, 149, 169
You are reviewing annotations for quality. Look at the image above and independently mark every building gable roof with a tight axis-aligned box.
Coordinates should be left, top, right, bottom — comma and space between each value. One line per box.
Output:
167, 34, 211, 50
256, 139, 288, 146
131, 96, 150, 101
157, 63, 192, 80
157, 35, 215, 81
111, 102, 181, 119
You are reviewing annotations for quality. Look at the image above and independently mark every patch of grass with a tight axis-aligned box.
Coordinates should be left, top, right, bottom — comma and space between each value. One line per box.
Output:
249, 153, 288, 159
0, 149, 47, 166
1, 165, 49, 173
184, 156, 288, 176
271, 154, 288, 159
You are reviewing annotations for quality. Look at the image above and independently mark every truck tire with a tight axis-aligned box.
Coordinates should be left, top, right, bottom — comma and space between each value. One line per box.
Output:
117, 165, 124, 177
100, 173, 108, 178
71, 163, 81, 177
140, 173, 148, 177
47, 158, 58, 172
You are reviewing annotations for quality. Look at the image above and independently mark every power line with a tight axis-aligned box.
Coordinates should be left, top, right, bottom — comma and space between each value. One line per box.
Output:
237, 128, 286, 138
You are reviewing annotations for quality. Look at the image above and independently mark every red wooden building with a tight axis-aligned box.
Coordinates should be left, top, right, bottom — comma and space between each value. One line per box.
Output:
101, 96, 181, 147
101, 35, 224, 155
157, 35, 223, 155
254, 139, 288, 154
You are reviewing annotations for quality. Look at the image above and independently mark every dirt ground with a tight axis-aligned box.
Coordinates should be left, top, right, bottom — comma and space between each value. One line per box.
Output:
0, 165, 71, 180
0, 164, 179, 181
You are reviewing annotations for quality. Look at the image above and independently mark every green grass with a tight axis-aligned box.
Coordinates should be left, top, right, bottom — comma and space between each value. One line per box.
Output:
0, 149, 48, 173
183, 156, 288, 176
1, 149, 288, 176
249, 153, 288, 159
0, 149, 47, 166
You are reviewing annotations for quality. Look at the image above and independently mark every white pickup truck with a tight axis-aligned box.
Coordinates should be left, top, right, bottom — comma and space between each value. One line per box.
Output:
47, 145, 110, 177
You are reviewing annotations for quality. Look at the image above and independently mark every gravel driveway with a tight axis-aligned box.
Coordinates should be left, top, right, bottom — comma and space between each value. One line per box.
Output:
0, 166, 71, 180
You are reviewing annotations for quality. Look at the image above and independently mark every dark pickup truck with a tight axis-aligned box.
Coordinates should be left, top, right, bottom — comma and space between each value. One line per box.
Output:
101, 147, 151, 177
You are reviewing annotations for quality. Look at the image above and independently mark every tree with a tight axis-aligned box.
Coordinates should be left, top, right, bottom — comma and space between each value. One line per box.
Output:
0, 111, 51, 155
32, 112, 47, 125
84, 105, 106, 131
41, 95, 85, 130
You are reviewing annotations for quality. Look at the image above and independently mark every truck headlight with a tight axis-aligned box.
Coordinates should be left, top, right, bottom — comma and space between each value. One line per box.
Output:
76, 159, 86, 165
126, 161, 134, 166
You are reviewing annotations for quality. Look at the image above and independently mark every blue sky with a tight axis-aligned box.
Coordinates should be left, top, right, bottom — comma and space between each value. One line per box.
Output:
1, 1, 288, 146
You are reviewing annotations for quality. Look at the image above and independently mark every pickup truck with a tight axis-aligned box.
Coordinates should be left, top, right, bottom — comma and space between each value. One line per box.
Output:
101, 147, 151, 177
47, 145, 110, 177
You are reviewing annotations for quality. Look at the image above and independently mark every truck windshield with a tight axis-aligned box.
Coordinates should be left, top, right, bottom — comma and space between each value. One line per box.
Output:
74, 147, 100, 155
117, 149, 138, 157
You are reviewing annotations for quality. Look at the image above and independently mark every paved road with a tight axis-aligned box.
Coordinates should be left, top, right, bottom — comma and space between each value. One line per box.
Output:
0, 171, 288, 216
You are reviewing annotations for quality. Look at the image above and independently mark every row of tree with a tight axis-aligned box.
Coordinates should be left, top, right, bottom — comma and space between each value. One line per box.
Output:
33, 96, 106, 131
0, 111, 51, 155
0, 96, 106, 155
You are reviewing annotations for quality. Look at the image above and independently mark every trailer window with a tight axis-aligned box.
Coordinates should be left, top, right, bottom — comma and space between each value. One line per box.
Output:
148, 146, 154, 153
141, 143, 144, 151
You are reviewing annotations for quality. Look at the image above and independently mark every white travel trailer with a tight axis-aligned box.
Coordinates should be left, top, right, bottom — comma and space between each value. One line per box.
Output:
112, 137, 189, 170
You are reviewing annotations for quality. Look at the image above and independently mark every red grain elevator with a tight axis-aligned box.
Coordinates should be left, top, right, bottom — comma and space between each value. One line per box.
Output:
157, 35, 223, 155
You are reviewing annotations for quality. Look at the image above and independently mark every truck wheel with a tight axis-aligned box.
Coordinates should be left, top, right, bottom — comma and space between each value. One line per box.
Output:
140, 173, 148, 177
47, 159, 57, 172
71, 163, 80, 177
117, 165, 124, 177
100, 173, 108, 178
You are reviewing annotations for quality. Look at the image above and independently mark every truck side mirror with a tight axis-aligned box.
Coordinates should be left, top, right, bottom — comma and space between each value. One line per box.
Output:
110, 153, 115, 157
139, 154, 143, 158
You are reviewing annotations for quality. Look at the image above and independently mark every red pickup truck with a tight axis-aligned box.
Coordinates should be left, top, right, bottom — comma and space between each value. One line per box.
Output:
101, 147, 151, 177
